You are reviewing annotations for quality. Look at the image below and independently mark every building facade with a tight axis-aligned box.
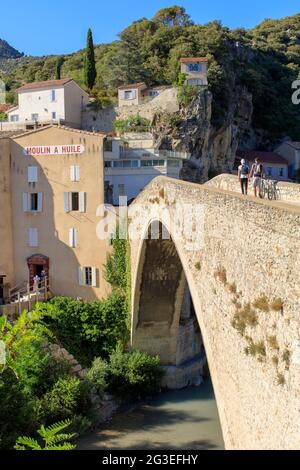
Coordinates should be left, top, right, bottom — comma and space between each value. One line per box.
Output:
6, 79, 89, 129
0, 125, 113, 303
104, 134, 185, 206
276, 141, 300, 179
180, 58, 208, 86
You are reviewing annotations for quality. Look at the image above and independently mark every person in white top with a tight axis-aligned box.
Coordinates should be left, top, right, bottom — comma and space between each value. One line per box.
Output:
238, 159, 250, 195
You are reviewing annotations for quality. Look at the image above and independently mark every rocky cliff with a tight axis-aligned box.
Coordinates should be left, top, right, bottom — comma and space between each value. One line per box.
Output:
152, 86, 254, 183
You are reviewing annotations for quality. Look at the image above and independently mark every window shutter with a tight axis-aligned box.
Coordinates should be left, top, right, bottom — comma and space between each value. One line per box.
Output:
91, 268, 98, 288
29, 228, 38, 247
64, 192, 70, 213
28, 166, 38, 183
37, 193, 43, 212
120, 91, 125, 100
70, 166, 76, 182
132, 90, 137, 99
75, 166, 80, 182
79, 192, 86, 213
69, 228, 78, 248
23, 193, 29, 212
78, 267, 85, 286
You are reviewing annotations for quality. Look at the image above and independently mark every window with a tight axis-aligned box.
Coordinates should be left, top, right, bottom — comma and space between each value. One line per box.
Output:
51, 90, 56, 102
69, 228, 78, 248
28, 166, 38, 183
64, 192, 86, 213
154, 160, 166, 167
31, 114, 39, 121
187, 63, 202, 72
28, 228, 38, 248
123, 160, 132, 168
78, 267, 98, 287
267, 167, 273, 177
187, 78, 203, 86
141, 160, 154, 167
113, 161, 123, 168
104, 140, 113, 152
124, 90, 133, 100
278, 167, 285, 178
52, 112, 57, 120
23, 192, 43, 212
70, 165, 80, 182
104, 161, 112, 168
131, 160, 139, 168
10, 115, 19, 122
149, 90, 160, 97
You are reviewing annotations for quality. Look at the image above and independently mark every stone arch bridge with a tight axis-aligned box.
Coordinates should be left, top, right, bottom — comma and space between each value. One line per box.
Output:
128, 175, 300, 450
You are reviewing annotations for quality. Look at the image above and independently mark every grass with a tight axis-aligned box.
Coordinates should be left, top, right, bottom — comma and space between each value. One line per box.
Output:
270, 298, 283, 312
232, 303, 258, 335
267, 336, 279, 351
277, 373, 285, 386
228, 283, 237, 294
159, 188, 165, 199
214, 267, 227, 285
245, 338, 266, 358
282, 349, 290, 369
253, 296, 270, 312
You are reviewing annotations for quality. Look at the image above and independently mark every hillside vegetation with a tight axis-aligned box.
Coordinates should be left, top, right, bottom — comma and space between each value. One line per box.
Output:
0, 6, 300, 140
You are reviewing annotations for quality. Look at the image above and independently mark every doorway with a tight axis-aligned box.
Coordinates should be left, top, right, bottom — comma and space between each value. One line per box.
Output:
27, 255, 49, 286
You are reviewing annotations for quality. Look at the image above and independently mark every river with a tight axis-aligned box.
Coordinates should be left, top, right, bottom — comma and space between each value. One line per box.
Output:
78, 379, 224, 450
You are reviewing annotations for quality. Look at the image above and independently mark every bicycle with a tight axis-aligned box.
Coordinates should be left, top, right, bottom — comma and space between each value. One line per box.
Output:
259, 178, 281, 200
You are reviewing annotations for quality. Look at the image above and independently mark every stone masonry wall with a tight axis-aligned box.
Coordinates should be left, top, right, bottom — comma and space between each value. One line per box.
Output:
129, 176, 300, 450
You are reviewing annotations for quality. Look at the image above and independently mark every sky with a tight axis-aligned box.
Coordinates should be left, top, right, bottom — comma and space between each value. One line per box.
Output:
1, 0, 299, 56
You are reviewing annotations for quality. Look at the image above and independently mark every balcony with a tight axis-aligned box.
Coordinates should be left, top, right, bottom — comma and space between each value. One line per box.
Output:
0, 115, 67, 132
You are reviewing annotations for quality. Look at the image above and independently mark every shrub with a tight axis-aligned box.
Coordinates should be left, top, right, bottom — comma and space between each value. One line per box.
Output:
15, 420, 76, 451
245, 338, 266, 358
177, 84, 199, 107
108, 345, 163, 400
86, 357, 108, 397
277, 373, 285, 386
282, 349, 290, 369
36, 293, 128, 366
113, 115, 150, 134
0, 369, 37, 450
41, 376, 81, 424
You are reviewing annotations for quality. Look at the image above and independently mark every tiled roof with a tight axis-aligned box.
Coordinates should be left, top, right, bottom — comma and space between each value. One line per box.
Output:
17, 79, 73, 92
237, 150, 288, 165
180, 57, 208, 63
118, 82, 147, 90
0, 103, 15, 113
12, 124, 106, 139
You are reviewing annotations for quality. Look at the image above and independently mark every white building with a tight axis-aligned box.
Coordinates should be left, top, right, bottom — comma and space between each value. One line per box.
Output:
104, 134, 188, 205
6, 79, 89, 129
276, 141, 300, 180
180, 57, 208, 86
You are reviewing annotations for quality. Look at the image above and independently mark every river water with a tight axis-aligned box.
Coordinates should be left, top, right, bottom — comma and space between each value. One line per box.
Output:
79, 379, 224, 450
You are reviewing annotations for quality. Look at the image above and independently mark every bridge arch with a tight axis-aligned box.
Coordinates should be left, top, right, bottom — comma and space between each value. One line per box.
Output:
129, 176, 300, 450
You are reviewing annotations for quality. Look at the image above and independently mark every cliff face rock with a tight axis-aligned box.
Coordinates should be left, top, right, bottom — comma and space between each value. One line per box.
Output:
152, 87, 254, 183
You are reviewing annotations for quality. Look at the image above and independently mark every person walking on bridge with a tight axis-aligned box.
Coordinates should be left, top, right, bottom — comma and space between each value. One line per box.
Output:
238, 159, 250, 195
250, 158, 265, 198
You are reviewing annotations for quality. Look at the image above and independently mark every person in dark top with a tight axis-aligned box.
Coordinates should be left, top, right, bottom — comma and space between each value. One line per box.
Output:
250, 158, 264, 198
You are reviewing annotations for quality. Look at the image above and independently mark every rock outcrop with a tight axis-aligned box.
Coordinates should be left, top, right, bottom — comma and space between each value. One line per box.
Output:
152, 87, 254, 183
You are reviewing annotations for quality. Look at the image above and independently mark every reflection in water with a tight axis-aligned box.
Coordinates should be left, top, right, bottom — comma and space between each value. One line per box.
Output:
78, 379, 224, 450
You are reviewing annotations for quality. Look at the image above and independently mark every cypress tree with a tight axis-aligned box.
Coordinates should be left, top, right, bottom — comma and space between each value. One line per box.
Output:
55, 57, 64, 80
84, 28, 97, 90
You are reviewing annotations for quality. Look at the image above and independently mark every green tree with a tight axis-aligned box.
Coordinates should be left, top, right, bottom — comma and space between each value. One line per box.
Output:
55, 57, 65, 80
84, 28, 97, 89
153, 6, 193, 27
